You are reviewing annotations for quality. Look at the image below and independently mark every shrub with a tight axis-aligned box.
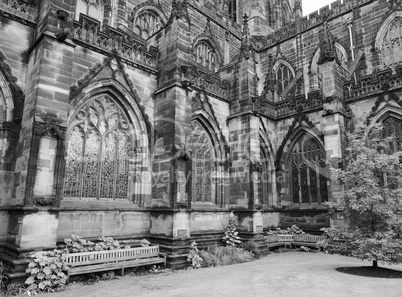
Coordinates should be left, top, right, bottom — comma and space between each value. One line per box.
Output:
187, 241, 203, 269
25, 250, 68, 294
267, 225, 305, 235
240, 241, 259, 256
222, 211, 241, 247
63, 234, 95, 253
63, 235, 123, 253
199, 245, 253, 267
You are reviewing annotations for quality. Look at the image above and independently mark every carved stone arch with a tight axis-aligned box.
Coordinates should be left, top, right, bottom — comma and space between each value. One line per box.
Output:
369, 108, 402, 153
188, 116, 220, 205
273, 59, 296, 101
369, 105, 402, 125
0, 52, 24, 122
368, 88, 402, 121
277, 126, 323, 171
191, 111, 227, 162
69, 80, 150, 148
374, 11, 402, 70
191, 38, 222, 72
129, 2, 167, 40
64, 81, 151, 204
278, 128, 328, 204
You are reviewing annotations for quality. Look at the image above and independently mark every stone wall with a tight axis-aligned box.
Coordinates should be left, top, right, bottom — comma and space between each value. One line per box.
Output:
57, 211, 151, 241
0, 211, 8, 243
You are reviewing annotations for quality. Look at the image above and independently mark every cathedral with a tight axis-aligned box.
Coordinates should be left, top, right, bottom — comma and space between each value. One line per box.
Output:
1, 0, 402, 273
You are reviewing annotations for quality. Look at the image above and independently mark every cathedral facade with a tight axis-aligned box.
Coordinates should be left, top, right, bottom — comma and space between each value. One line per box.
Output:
1, 0, 402, 272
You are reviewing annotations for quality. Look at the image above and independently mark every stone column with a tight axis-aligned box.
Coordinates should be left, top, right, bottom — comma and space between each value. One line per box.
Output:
318, 60, 347, 228
8, 0, 75, 249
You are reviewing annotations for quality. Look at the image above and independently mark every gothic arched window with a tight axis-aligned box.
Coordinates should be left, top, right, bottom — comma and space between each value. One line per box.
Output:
192, 41, 219, 72
381, 17, 402, 69
75, 0, 103, 21
382, 117, 402, 152
132, 10, 163, 39
189, 121, 215, 204
64, 95, 133, 200
290, 136, 328, 204
275, 62, 295, 101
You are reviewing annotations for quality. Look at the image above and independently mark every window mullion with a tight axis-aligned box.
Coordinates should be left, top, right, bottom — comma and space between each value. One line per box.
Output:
96, 134, 103, 199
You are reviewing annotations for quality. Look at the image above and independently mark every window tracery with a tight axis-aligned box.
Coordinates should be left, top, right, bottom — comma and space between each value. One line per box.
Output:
75, 0, 103, 21
132, 10, 163, 39
64, 95, 133, 200
275, 62, 295, 101
290, 136, 328, 204
192, 41, 219, 72
381, 17, 402, 69
189, 121, 215, 204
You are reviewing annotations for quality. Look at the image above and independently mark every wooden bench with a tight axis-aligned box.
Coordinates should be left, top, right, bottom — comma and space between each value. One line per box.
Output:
292, 235, 325, 248
63, 245, 166, 281
265, 234, 325, 250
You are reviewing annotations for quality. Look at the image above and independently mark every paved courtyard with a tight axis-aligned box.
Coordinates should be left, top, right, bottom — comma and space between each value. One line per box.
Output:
43, 252, 402, 297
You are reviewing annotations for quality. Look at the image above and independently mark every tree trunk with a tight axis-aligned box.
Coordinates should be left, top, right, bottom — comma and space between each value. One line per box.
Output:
372, 260, 378, 268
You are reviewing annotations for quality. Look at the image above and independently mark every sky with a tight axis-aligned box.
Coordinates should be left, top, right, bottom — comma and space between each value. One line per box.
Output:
302, 0, 335, 16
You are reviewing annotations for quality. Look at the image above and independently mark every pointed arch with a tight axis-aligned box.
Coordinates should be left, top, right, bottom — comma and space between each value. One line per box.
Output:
283, 129, 328, 204
273, 59, 296, 101
191, 38, 222, 72
129, 3, 167, 40
374, 11, 402, 70
64, 80, 150, 204
276, 123, 328, 205
369, 106, 402, 153
188, 111, 228, 207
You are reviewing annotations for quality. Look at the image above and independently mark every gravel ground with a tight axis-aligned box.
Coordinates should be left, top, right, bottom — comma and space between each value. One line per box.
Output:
42, 252, 402, 297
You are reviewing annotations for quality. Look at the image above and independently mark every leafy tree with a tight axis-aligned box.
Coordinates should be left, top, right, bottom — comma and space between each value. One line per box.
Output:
322, 122, 402, 268
223, 211, 241, 247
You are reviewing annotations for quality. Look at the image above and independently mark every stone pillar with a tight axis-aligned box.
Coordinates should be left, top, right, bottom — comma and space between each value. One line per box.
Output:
318, 60, 347, 228
227, 15, 263, 237
8, 0, 75, 249
149, 0, 193, 268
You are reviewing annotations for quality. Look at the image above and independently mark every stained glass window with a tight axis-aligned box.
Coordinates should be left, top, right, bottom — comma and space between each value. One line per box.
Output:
189, 121, 215, 203
290, 136, 328, 204
64, 95, 133, 200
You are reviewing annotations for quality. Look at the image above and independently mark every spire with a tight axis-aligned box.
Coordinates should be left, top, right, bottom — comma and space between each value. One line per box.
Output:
240, 13, 252, 60
294, 0, 302, 18
317, 20, 336, 65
